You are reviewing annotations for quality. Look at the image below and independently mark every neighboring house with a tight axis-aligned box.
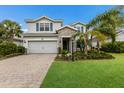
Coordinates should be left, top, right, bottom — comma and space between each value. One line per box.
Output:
92, 28, 124, 47
22, 16, 86, 54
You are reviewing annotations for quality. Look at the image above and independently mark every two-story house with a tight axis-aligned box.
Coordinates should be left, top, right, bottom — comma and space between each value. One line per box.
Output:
22, 16, 86, 54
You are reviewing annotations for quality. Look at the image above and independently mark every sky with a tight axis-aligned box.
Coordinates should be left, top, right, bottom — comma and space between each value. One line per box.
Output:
0, 5, 116, 31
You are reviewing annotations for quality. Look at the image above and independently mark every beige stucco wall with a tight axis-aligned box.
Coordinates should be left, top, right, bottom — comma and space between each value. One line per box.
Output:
27, 23, 35, 33
13, 41, 23, 46
27, 18, 62, 33
23, 36, 58, 41
23, 36, 58, 49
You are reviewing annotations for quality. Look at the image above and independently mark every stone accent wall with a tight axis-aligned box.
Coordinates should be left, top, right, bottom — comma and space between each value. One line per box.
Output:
57, 27, 77, 52
57, 27, 76, 37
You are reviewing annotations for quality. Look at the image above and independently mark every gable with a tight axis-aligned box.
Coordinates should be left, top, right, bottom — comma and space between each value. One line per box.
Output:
71, 22, 85, 26
36, 17, 53, 23
25, 16, 63, 23
57, 27, 76, 37
57, 25, 77, 31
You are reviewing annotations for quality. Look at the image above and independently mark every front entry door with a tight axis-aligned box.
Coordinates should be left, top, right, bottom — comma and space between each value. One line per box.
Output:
63, 38, 70, 51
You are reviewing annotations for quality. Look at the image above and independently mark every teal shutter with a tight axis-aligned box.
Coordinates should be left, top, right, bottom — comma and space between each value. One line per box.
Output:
36, 23, 39, 31
50, 23, 53, 31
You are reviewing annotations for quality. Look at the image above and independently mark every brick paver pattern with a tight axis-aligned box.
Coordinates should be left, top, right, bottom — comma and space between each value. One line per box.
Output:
0, 54, 56, 88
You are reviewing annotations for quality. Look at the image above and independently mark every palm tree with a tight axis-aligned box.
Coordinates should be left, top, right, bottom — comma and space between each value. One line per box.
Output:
73, 32, 84, 52
73, 31, 88, 55
1, 20, 22, 40
87, 6, 124, 43
0, 23, 3, 37
88, 30, 107, 51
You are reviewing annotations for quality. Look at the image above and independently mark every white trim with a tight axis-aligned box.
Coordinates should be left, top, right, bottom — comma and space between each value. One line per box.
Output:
71, 22, 86, 26
39, 23, 52, 32
26, 16, 63, 23
28, 40, 57, 42
31, 31, 55, 33
61, 36, 72, 38
56, 25, 78, 31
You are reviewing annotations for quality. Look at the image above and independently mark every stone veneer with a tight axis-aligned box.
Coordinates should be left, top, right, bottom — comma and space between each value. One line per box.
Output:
57, 27, 77, 52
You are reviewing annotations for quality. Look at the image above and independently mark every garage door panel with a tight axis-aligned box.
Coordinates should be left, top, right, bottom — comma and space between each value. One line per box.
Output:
28, 41, 57, 53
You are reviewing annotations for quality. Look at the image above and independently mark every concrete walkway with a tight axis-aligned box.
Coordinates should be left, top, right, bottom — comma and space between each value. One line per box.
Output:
0, 54, 56, 88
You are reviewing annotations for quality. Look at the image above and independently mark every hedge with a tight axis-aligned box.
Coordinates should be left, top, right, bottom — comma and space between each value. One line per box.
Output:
101, 41, 124, 53
0, 41, 25, 56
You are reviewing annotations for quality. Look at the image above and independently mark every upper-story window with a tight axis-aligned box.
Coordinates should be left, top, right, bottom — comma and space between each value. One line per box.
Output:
40, 23, 44, 31
75, 26, 84, 32
36, 23, 53, 31
76, 26, 81, 31
45, 23, 49, 31
81, 26, 84, 31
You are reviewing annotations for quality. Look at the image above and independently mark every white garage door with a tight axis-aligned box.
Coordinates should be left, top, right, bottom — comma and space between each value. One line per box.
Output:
28, 41, 57, 53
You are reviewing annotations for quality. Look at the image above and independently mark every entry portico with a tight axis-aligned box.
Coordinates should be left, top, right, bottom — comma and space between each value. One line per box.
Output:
57, 25, 77, 52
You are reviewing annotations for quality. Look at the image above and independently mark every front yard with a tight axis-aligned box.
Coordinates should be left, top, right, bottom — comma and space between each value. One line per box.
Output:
41, 53, 124, 88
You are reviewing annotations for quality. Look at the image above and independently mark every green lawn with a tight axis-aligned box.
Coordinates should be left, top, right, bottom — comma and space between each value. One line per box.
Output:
41, 54, 124, 88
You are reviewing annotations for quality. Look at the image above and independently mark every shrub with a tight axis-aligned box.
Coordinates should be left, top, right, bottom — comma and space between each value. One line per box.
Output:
0, 39, 3, 43
87, 49, 114, 59
17, 45, 25, 54
74, 51, 86, 60
61, 50, 69, 57
74, 50, 114, 60
56, 50, 72, 61
0, 41, 17, 56
101, 41, 124, 53
56, 49, 114, 61
0, 41, 25, 56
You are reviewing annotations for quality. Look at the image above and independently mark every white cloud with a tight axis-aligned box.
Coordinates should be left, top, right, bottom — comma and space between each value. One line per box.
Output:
21, 29, 28, 32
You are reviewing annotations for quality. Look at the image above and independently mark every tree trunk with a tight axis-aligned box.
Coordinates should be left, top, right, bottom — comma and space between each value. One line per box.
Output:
111, 33, 116, 43
97, 40, 100, 52
72, 39, 74, 61
79, 45, 83, 52
79, 41, 83, 53
84, 33, 88, 55
91, 35, 93, 49
112, 36, 116, 43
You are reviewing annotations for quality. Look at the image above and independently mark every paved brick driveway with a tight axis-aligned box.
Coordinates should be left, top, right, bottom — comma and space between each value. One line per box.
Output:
0, 54, 56, 88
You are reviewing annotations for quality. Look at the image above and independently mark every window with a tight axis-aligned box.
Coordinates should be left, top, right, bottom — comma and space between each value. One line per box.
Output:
36, 23, 53, 31
40, 23, 44, 31
77, 41, 81, 48
81, 26, 84, 32
45, 23, 49, 31
76, 26, 81, 31
76, 26, 84, 32
36, 23, 39, 31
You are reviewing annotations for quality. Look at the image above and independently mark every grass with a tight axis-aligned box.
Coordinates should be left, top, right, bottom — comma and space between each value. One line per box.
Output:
41, 53, 124, 88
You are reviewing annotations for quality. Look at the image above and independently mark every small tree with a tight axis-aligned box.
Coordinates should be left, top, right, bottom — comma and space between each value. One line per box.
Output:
88, 30, 107, 51
73, 31, 88, 55
1, 20, 22, 41
0, 23, 5, 39
73, 32, 84, 52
